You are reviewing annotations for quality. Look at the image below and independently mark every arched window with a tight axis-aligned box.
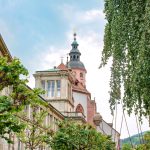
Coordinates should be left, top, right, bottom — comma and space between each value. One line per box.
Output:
73, 55, 76, 59
76, 104, 84, 114
80, 72, 83, 78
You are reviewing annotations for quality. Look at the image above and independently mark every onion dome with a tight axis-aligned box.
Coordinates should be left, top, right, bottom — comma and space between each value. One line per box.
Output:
67, 33, 86, 70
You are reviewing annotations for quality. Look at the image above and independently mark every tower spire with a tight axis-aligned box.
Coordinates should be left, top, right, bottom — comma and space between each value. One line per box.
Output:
74, 32, 77, 41
71, 32, 79, 49
67, 32, 87, 86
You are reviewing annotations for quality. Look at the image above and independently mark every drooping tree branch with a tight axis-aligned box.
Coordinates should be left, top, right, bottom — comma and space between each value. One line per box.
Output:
101, 0, 150, 119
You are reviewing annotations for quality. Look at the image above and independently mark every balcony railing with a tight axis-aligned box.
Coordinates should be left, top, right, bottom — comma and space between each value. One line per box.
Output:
62, 112, 85, 119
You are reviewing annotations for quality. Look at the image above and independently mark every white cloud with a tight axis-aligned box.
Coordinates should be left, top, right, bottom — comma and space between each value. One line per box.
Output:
81, 9, 105, 22
58, 4, 104, 25
31, 46, 67, 71
27, 45, 67, 88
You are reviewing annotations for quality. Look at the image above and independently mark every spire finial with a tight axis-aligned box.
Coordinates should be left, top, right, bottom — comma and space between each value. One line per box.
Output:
73, 32, 77, 41
73, 28, 77, 41
71, 28, 79, 49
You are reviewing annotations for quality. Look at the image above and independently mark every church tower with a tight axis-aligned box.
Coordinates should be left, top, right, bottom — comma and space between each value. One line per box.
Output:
67, 33, 87, 87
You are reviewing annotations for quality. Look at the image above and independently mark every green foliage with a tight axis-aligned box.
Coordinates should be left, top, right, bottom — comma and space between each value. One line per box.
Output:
17, 107, 52, 150
134, 131, 150, 150
101, 1, 150, 118
0, 57, 28, 141
0, 56, 47, 143
51, 120, 115, 150
0, 57, 28, 91
122, 143, 132, 150
121, 131, 150, 150
142, 131, 150, 149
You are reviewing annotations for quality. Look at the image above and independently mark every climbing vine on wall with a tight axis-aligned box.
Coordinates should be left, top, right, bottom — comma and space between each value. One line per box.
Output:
100, 0, 150, 119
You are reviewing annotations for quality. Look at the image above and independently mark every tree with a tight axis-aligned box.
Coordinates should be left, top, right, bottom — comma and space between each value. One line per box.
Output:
17, 106, 52, 150
136, 131, 150, 150
0, 57, 47, 143
100, 1, 150, 119
122, 143, 132, 150
51, 120, 115, 150
0, 57, 28, 142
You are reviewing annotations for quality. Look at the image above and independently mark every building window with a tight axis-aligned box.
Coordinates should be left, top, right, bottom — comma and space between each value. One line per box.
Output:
73, 55, 76, 60
41, 80, 45, 90
47, 114, 52, 126
80, 72, 83, 78
72, 71, 76, 77
56, 80, 61, 97
47, 80, 55, 97
24, 105, 30, 118
54, 117, 59, 131
68, 83, 71, 100
41, 80, 61, 98
76, 104, 84, 114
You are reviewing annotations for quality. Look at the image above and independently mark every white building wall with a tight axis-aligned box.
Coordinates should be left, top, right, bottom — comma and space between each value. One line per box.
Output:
97, 120, 120, 148
73, 92, 87, 120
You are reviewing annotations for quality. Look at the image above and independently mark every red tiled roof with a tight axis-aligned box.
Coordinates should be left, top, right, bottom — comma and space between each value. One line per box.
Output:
57, 63, 68, 70
72, 82, 90, 94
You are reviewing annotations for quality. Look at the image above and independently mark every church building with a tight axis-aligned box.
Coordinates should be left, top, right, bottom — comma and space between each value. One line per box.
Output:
34, 33, 120, 147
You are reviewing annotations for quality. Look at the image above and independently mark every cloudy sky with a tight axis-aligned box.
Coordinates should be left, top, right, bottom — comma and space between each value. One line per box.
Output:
0, 0, 149, 138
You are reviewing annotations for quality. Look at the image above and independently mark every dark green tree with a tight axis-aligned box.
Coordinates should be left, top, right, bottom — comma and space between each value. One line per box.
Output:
51, 120, 115, 150
100, 1, 150, 119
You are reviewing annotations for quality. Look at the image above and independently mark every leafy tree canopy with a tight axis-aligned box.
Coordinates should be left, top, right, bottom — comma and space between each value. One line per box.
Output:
122, 143, 132, 150
100, 0, 150, 119
0, 57, 46, 142
17, 106, 52, 150
51, 120, 115, 150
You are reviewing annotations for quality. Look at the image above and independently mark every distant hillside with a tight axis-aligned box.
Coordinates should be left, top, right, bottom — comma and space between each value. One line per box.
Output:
120, 131, 148, 147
